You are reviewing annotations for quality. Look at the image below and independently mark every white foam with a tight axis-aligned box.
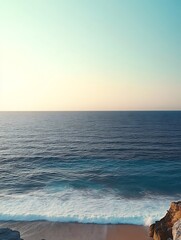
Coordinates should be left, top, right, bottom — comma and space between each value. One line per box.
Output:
0, 189, 178, 225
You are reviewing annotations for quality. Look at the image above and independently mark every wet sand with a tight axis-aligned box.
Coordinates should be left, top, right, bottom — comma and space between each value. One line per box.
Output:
0, 221, 151, 240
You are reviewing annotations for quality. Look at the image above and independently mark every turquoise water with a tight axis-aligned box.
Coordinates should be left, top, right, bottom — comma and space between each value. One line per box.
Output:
0, 111, 181, 225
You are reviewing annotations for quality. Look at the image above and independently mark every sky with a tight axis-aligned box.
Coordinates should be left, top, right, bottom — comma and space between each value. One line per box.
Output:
0, 0, 180, 111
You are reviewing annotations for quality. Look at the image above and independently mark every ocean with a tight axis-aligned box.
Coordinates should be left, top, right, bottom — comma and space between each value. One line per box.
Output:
0, 111, 181, 225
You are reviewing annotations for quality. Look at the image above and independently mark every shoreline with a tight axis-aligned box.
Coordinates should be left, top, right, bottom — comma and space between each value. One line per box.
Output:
0, 221, 151, 240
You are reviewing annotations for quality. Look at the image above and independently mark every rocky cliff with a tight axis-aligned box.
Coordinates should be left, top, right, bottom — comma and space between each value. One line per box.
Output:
149, 201, 181, 240
0, 228, 22, 240
172, 219, 181, 240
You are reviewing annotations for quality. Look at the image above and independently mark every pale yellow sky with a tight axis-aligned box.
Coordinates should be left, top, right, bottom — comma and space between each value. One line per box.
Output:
0, 0, 180, 111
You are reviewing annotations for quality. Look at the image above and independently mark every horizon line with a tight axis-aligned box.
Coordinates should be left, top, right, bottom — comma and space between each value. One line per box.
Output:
0, 110, 180, 112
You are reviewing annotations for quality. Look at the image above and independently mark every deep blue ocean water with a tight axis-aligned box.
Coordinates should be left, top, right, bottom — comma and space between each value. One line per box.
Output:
0, 111, 181, 225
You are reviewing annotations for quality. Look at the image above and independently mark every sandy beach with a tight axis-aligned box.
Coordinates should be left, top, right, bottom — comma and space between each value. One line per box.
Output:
0, 221, 151, 240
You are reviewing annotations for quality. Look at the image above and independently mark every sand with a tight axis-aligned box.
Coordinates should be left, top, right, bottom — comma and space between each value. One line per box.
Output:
0, 221, 152, 240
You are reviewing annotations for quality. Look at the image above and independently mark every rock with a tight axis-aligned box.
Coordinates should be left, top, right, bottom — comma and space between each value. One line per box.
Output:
0, 228, 22, 240
149, 201, 181, 240
173, 219, 181, 240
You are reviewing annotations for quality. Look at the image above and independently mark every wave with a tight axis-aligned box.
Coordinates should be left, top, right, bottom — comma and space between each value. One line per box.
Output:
0, 188, 178, 226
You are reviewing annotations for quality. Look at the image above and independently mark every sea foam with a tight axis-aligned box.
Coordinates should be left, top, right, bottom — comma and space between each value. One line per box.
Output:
0, 188, 177, 225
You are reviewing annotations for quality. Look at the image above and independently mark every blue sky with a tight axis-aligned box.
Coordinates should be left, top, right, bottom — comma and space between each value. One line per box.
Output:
0, 0, 180, 110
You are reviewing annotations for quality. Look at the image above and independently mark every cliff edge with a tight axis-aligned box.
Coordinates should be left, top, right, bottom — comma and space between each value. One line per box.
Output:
149, 201, 181, 240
